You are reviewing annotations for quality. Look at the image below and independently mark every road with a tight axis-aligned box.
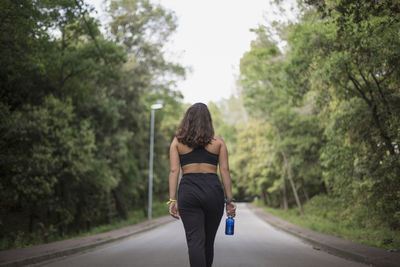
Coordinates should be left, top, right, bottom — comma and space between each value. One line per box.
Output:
39, 203, 366, 267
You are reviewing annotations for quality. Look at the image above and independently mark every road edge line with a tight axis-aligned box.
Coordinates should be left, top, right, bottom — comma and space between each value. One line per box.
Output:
0, 216, 175, 267
247, 203, 399, 267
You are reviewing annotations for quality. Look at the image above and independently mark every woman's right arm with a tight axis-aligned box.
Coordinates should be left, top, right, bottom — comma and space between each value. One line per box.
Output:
168, 137, 180, 219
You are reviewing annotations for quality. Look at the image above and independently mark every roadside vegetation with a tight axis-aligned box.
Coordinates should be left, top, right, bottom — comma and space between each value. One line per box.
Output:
1, 202, 168, 250
210, 0, 399, 252
253, 197, 400, 251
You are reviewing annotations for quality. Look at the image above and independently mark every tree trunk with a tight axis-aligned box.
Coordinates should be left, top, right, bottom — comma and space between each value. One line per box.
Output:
282, 170, 288, 210
302, 187, 310, 202
105, 192, 111, 224
29, 213, 34, 233
281, 149, 304, 215
260, 187, 267, 205
323, 180, 331, 195
266, 192, 272, 206
112, 189, 128, 220
371, 103, 395, 155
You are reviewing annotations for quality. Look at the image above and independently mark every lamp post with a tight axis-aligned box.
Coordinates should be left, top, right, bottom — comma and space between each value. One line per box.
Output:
148, 103, 163, 220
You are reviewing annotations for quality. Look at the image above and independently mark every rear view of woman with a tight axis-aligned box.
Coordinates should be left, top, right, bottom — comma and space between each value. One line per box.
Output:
167, 103, 237, 267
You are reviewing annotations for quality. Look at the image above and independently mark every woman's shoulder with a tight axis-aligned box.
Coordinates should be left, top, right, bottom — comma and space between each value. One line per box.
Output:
171, 137, 192, 154
170, 136, 180, 148
211, 136, 227, 151
213, 135, 225, 144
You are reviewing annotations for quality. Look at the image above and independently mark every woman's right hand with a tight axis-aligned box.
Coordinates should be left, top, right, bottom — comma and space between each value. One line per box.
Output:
226, 201, 237, 217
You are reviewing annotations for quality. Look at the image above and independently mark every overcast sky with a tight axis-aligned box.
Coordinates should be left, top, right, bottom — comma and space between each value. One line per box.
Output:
86, 0, 297, 104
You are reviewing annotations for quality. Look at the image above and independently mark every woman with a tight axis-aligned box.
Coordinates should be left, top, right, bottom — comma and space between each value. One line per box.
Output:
167, 102, 237, 267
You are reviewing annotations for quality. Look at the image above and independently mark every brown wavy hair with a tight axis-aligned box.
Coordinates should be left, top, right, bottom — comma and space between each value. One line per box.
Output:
176, 103, 214, 148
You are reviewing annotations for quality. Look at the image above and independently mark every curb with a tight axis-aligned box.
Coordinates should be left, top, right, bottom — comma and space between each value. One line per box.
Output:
0, 216, 175, 267
247, 203, 400, 267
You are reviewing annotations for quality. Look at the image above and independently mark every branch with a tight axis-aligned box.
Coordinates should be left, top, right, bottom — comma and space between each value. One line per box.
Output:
370, 70, 392, 116
61, 67, 90, 88
343, 84, 362, 99
358, 68, 376, 103
380, 67, 396, 83
74, 0, 110, 68
348, 74, 372, 106
353, 71, 395, 155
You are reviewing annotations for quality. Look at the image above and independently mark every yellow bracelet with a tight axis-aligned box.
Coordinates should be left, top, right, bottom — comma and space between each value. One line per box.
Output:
166, 199, 177, 205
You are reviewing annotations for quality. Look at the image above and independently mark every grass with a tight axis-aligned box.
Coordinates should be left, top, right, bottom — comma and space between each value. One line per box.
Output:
1, 201, 169, 251
253, 196, 400, 252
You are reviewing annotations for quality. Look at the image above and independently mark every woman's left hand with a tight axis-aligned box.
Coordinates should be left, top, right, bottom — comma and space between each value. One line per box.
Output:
169, 201, 180, 219
226, 201, 237, 217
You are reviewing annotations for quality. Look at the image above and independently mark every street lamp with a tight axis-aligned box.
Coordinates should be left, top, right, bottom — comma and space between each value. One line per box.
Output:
148, 103, 163, 220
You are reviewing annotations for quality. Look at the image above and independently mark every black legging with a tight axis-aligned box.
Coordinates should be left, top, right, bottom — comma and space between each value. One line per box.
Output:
178, 173, 225, 267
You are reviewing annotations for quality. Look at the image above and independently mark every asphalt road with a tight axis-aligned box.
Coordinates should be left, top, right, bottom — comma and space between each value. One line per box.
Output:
39, 203, 366, 267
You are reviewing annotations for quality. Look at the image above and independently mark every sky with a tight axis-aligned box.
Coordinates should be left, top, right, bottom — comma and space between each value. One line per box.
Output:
86, 0, 297, 104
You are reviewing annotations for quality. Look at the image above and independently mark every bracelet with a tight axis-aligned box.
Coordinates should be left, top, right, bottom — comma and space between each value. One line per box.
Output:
166, 199, 177, 205
225, 198, 236, 204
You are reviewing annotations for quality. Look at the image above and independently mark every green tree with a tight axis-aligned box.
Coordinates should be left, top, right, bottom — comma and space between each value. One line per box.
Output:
0, 0, 186, 249
294, 0, 400, 228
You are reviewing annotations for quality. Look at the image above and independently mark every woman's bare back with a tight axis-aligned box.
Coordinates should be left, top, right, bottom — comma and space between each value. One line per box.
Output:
177, 136, 221, 174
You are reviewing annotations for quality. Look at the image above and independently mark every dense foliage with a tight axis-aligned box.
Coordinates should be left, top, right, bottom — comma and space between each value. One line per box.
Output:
0, 0, 185, 249
212, 0, 400, 235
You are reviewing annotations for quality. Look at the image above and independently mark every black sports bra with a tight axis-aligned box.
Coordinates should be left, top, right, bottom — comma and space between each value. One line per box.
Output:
179, 146, 219, 166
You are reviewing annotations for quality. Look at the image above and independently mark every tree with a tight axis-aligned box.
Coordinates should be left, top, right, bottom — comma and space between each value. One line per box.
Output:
294, 0, 400, 228
239, 28, 312, 214
0, 0, 186, 249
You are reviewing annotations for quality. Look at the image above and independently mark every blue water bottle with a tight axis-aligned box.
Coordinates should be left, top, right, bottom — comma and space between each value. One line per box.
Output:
225, 215, 234, 235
